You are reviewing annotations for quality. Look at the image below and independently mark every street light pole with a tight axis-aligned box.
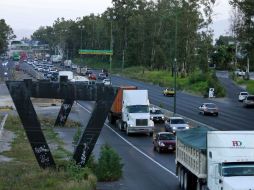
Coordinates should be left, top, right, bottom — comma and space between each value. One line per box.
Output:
107, 15, 116, 83
78, 25, 85, 64
110, 19, 113, 76
173, 4, 178, 116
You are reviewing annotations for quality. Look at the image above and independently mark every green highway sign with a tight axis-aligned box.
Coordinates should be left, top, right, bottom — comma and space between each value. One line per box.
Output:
79, 49, 113, 55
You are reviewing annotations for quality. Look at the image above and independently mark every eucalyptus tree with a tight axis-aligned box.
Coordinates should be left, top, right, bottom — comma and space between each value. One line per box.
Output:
230, 0, 254, 70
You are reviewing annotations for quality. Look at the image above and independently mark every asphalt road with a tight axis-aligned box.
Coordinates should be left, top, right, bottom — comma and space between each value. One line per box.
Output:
110, 72, 254, 131
73, 102, 180, 190
10, 61, 254, 190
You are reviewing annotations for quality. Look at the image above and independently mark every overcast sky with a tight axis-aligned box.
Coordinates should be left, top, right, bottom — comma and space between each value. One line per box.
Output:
0, 0, 232, 40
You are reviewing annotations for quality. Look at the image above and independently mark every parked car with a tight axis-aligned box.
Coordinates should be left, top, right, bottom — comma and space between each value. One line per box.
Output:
198, 103, 219, 116
153, 132, 176, 153
163, 88, 175, 96
243, 95, 254, 108
102, 78, 111, 85
149, 107, 165, 123
165, 117, 189, 134
238, 91, 249, 102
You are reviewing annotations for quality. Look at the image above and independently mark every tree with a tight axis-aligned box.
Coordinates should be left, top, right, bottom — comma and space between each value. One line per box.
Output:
230, 0, 254, 70
0, 19, 15, 54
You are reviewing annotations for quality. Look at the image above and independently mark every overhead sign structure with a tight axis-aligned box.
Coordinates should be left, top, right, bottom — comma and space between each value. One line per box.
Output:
6, 78, 118, 169
79, 49, 113, 55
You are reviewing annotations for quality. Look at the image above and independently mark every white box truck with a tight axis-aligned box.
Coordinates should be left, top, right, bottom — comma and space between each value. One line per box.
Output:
51, 55, 62, 63
176, 126, 254, 190
114, 89, 154, 136
58, 71, 73, 81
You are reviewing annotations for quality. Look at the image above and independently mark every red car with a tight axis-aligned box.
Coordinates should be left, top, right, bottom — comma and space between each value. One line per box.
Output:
88, 74, 97, 80
153, 132, 176, 153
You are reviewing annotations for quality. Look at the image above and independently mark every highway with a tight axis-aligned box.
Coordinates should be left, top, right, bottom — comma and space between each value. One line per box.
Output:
110, 73, 254, 131
6, 60, 254, 190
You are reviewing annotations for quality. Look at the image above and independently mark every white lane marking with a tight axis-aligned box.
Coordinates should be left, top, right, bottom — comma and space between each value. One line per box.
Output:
77, 102, 177, 177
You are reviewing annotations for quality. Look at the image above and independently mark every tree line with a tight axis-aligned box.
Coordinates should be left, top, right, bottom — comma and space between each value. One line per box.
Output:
32, 0, 217, 75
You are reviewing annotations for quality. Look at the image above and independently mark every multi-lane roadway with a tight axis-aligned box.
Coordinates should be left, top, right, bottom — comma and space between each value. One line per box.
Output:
3, 59, 254, 190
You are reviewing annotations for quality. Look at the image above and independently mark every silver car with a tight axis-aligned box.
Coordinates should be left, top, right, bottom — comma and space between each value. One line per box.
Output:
165, 117, 189, 134
243, 95, 254, 108
199, 103, 219, 116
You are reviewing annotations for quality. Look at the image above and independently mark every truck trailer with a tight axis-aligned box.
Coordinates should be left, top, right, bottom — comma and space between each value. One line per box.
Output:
176, 126, 254, 190
108, 87, 154, 136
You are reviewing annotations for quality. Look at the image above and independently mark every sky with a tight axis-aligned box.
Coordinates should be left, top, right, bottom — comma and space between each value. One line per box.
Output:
0, 0, 232, 40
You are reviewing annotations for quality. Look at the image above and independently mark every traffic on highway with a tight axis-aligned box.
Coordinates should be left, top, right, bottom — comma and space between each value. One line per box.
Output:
1, 56, 254, 190
1, 0, 254, 189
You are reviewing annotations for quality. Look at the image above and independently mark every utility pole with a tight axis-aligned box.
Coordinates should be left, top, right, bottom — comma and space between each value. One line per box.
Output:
173, 5, 178, 116
78, 25, 85, 64
107, 15, 116, 83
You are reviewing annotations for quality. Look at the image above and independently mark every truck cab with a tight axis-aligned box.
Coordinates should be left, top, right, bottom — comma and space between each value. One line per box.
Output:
119, 90, 154, 136
207, 131, 254, 190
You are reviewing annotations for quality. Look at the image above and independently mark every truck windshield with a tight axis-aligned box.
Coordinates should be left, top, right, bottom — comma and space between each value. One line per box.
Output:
222, 162, 254, 177
127, 105, 149, 113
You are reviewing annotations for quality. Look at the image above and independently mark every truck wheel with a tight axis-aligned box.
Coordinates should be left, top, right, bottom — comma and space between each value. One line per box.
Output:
126, 126, 130, 136
177, 166, 181, 184
108, 113, 116, 125
183, 171, 188, 190
117, 120, 123, 131
195, 179, 201, 190
180, 168, 184, 189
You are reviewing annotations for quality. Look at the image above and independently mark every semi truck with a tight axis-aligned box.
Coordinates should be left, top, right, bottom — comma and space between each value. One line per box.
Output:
176, 126, 254, 190
108, 86, 154, 136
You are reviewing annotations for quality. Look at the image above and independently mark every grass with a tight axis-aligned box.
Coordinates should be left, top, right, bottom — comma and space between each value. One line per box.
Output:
235, 78, 254, 94
0, 115, 96, 190
121, 66, 225, 97
71, 57, 225, 96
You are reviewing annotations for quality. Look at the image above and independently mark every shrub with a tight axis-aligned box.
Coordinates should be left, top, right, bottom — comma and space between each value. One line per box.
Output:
72, 127, 82, 146
65, 160, 93, 181
96, 144, 123, 181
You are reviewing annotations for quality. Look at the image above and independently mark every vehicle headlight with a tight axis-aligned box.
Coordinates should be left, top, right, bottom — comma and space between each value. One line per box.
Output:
172, 127, 176, 130
186, 126, 190, 129
162, 116, 165, 119
159, 142, 165, 147
150, 116, 153, 119
129, 124, 134, 127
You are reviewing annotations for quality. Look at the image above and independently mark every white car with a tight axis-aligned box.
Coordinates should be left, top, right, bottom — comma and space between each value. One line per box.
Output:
238, 91, 248, 102
150, 107, 165, 123
235, 69, 245, 76
103, 78, 111, 85
165, 117, 190, 134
